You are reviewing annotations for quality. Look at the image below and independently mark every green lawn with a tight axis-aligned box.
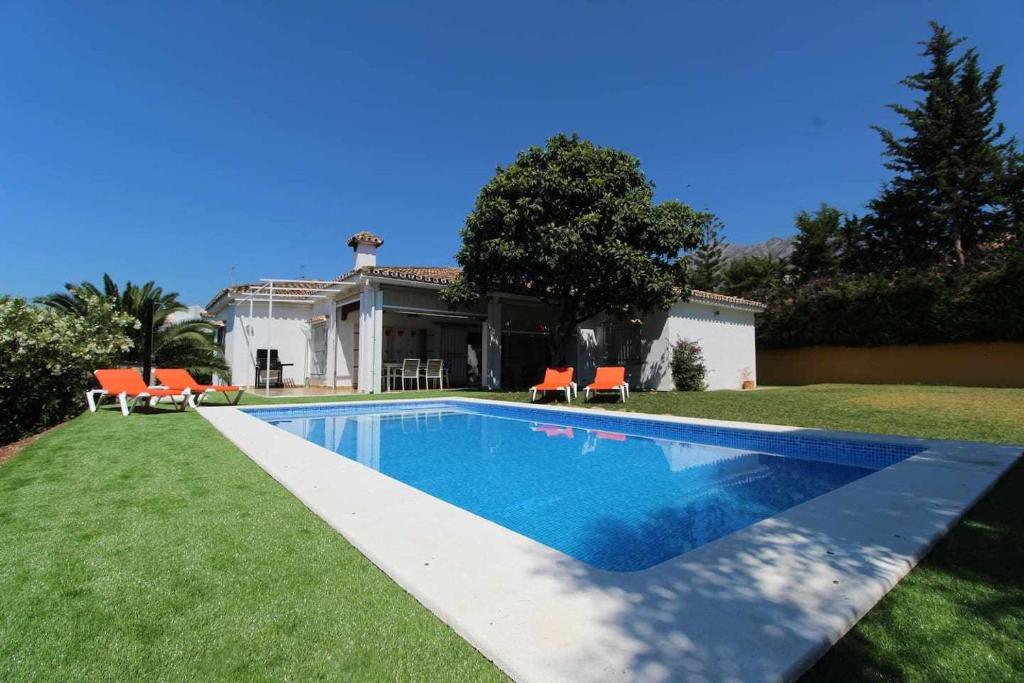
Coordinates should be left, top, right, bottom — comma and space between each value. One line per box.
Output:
2, 385, 1022, 681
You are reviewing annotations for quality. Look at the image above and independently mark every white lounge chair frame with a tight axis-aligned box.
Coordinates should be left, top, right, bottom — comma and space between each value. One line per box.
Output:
86, 387, 191, 416
187, 386, 246, 408
529, 382, 578, 403
584, 382, 629, 403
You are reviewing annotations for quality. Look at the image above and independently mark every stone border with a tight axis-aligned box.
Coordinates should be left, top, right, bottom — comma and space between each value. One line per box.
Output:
199, 398, 1021, 682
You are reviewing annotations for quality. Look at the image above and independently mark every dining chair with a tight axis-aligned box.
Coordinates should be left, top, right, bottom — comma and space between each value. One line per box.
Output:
401, 358, 421, 390
422, 358, 444, 390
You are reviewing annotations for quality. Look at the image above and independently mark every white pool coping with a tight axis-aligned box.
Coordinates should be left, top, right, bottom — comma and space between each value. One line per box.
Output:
199, 397, 1021, 682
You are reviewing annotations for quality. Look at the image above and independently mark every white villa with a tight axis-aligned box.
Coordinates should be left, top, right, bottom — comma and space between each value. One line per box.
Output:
205, 231, 765, 393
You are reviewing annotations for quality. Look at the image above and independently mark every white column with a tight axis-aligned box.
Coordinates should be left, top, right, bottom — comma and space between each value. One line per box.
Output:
328, 305, 337, 392
480, 320, 489, 388
372, 288, 384, 392
264, 282, 274, 396
484, 296, 502, 390
357, 282, 382, 393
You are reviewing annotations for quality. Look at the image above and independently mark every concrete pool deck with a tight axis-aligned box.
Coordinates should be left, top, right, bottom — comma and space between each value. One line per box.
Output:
199, 398, 1021, 682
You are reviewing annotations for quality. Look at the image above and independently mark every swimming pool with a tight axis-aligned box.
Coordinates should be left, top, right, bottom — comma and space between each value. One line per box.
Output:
246, 400, 925, 571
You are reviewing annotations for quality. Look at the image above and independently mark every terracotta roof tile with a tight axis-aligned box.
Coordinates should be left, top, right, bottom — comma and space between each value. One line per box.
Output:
347, 231, 384, 247
362, 266, 462, 284
689, 289, 766, 310
207, 268, 764, 311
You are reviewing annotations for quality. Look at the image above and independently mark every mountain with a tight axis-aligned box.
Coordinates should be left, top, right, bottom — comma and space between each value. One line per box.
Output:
722, 236, 794, 261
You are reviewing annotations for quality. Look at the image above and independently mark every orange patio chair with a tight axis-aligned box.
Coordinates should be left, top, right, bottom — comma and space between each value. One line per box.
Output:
155, 368, 245, 407
584, 366, 629, 402
529, 367, 576, 402
87, 369, 191, 416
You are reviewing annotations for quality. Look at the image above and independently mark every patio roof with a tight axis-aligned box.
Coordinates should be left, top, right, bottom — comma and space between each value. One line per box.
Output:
207, 267, 766, 311
209, 281, 346, 309
218, 279, 358, 306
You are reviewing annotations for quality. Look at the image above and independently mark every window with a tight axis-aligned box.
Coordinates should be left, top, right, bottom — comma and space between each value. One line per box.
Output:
310, 322, 328, 376
605, 322, 643, 364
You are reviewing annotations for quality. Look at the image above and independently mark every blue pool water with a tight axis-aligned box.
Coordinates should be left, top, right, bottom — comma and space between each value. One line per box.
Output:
248, 401, 923, 571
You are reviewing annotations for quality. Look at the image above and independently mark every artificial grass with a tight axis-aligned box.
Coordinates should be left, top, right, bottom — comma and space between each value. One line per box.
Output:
0, 406, 505, 682
2, 384, 1022, 681
804, 455, 1024, 681
469, 383, 1024, 445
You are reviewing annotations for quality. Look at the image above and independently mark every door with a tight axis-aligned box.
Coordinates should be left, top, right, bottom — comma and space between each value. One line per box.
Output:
336, 310, 356, 388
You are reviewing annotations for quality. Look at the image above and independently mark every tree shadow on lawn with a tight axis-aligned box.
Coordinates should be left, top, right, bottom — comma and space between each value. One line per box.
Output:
802, 457, 1024, 681
522, 444, 1023, 682
92, 403, 193, 417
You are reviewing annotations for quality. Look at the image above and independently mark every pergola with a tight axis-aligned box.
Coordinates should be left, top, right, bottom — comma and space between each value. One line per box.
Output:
231, 278, 358, 396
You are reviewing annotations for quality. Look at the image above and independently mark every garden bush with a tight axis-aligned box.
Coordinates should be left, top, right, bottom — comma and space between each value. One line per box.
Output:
670, 339, 707, 391
0, 295, 136, 445
756, 252, 1024, 349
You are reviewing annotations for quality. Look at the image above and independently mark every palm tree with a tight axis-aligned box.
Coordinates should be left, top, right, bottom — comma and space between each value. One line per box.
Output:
38, 274, 228, 381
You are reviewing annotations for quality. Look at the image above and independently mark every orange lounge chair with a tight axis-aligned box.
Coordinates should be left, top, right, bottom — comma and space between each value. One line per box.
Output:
87, 369, 191, 416
584, 366, 629, 402
155, 368, 245, 407
530, 367, 576, 402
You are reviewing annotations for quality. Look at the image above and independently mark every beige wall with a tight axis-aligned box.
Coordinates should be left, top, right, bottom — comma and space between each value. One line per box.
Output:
758, 342, 1024, 388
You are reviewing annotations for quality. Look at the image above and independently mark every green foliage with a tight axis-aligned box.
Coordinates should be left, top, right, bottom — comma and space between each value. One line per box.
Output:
0, 404, 503, 682
687, 215, 727, 291
956, 245, 1024, 341
443, 133, 704, 361
0, 295, 136, 444
868, 22, 1019, 269
758, 23, 1024, 349
1005, 148, 1024, 238
758, 255, 1024, 348
760, 272, 947, 348
721, 253, 789, 302
670, 339, 707, 391
39, 274, 228, 379
790, 204, 843, 282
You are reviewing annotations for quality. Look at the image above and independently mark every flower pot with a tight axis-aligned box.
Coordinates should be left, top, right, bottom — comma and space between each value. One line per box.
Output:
742, 380, 755, 390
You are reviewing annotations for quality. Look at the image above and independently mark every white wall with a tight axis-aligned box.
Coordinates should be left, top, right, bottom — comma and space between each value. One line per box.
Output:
578, 301, 757, 392
225, 301, 314, 387
669, 302, 757, 391
212, 305, 237, 385
334, 311, 357, 388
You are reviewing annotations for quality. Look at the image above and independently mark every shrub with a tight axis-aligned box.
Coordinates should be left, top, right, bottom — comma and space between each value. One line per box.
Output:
670, 339, 707, 391
756, 253, 1024, 349
0, 295, 136, 445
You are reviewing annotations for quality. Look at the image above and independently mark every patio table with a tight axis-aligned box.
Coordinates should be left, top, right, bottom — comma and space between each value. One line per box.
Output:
382, 362, 403, 391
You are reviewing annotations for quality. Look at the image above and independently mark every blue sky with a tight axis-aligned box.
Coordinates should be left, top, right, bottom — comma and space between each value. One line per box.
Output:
2, 1, 1022, 305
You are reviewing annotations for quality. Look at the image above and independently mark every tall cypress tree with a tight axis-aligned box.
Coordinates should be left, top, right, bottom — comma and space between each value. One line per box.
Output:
868, 22, 1015, 268
790, 203, 843, 282
1004, 147, 1024, 241
688, 215, 727, 291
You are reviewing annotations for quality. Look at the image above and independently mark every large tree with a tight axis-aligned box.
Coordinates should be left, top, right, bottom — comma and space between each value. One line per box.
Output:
720, 254, 788, 302
868, 22, 1017, 268
790, 203, 843, 282
443, 133, 705, 361
38, 274, 228, 380
687, 215, 727, 291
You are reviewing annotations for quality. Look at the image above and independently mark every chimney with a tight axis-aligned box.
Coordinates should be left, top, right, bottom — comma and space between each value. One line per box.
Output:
347, 231, 384, 270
